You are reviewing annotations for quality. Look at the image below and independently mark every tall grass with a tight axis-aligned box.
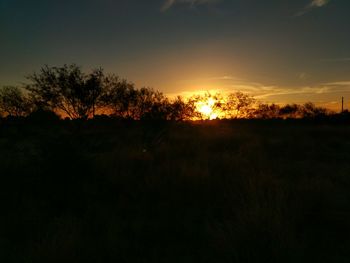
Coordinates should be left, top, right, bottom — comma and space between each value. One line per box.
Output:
1, 119, 350, 262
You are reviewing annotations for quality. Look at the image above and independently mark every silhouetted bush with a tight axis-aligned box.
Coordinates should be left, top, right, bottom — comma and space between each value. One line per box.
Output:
300, 102, 329, 119
24, 65, 196, 121
0, 64, 338, 121
27, 109, 61, 123
166, 96, 198, 121
223, 91, 257, 118
26, 64, 105, 119
0, 86, 32, 117
279, 104, 300, 119
253, 103, 281, 119
99, 75, 138, 119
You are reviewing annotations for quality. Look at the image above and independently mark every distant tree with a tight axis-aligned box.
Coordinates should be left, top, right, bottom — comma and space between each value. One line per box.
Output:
0, 86, 32, 117
254, 103, 281, 119
300, 102, 328, 118
27, 108, 61, 123
167, 96, 198, 121
135, 88, 169, 120
222, 92, 256, 118
23, 64, 334, 121
100, 75, 138, 119
26, 64, 104, 119
279, 104, 300, 119
101, 80, 173, 120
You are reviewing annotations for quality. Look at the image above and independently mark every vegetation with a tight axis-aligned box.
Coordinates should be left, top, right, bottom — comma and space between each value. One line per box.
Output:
0, 64, 333, 121
0, 86, 32, 117
1, 64, 350, 262
1, 119, 350, 262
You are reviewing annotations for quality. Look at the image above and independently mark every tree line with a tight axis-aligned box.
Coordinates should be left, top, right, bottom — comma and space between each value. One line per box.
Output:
0, 64, 334, 121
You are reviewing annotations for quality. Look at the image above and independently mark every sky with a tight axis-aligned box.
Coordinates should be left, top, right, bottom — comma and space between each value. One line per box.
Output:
1, 0, 350, 110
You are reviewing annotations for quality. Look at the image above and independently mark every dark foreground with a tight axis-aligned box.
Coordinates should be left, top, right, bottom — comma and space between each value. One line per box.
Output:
1, 118, 350, 262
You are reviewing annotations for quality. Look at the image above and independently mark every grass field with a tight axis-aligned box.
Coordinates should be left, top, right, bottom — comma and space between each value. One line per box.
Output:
1, 119, 350, 262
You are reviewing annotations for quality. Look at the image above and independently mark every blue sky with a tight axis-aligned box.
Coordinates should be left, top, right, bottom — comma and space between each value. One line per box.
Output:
1, 0, 350, 109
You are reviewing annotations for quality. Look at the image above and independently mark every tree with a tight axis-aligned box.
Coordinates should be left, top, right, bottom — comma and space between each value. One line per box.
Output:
167, 96, 198, 121
0, 86, 32, 117
222, 92, 256, 118
279, 104, 300, 119
135, 88, 169, 120
254, 103, 281, 119
101, 78, 181, 121
26, 64, 104, 119
300, 102, 328, 119
100, 75, 138, 119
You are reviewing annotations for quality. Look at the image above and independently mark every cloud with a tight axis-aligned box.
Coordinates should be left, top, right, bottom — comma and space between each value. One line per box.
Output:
167, 74, 350, 110
298, 72, 307, 80
174, 76, 337, 100
161, 0, 175, 11
324, 81, 350, 86
310, 0, 330, 7
320, 58, 350, 62
295, 0, 331, 16
180, 75, 241, 82
161, 0, 221, 12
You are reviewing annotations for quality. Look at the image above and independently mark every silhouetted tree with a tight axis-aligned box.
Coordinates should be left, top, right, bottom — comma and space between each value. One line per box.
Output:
12, 63, 334, 121
100, 75, 138, 119
167, 96, 198, 121
254, 103, 281, 119
300, 102, 328, 119
251, 102, 330, 119
136, 88, 169, 120
279, 104, 300, 119
186, 93, 222, 120
101, 79, 175, 120
0, 86, 32, 117
27, 108, 61, 123
26, 64, 104, 119
222, 92, 256, 118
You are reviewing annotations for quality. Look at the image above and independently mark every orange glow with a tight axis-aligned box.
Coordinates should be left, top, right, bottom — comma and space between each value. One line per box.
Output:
196, 97, 219, 120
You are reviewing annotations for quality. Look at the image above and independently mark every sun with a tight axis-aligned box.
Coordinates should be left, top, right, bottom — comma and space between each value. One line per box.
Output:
199, 105, 212, 116
197, 98, 218, 120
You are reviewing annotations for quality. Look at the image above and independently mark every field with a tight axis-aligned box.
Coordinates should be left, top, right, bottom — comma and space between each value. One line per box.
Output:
1, 119, 350, 262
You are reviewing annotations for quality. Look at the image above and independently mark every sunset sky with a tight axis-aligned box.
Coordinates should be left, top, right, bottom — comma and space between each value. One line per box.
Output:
1, 0, 350, 110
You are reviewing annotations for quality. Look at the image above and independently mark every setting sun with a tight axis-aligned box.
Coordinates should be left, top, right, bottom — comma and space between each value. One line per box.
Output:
2, 1, 350, 261
199, 105, 212, 116
197, 97, 219, 120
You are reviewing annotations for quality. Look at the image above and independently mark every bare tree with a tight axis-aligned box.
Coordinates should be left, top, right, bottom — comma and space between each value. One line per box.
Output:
222, 92, 256, 118
254, 103, 281, 119
279, 104, 300, 119
100, 75, 139, 119
298, 102, 329, 119
0, 86, 32, 117
167, 96, 198, 121
136, 88, 169, 120
26, 64, 104, 119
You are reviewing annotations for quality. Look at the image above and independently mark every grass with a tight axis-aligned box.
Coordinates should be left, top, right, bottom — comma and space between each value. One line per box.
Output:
1, 118, 350, 262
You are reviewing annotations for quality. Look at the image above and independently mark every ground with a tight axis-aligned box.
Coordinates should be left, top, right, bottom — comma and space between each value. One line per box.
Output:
1, 119, 350, 262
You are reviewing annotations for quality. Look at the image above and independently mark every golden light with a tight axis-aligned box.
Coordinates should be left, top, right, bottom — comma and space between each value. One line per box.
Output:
197, 97, 219, 120
199, 105, 212, 116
